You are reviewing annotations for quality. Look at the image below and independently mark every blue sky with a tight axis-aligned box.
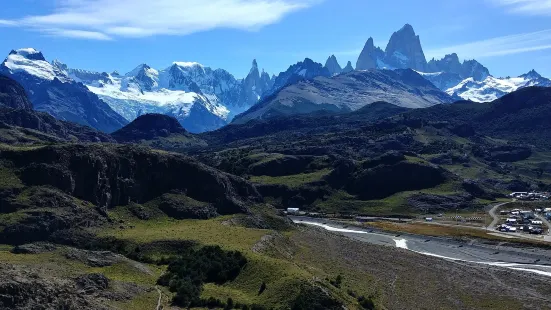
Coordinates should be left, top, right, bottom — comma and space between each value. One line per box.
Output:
1, 0, 551, 78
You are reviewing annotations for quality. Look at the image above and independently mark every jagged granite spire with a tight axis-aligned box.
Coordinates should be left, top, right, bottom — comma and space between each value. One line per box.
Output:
324, 55, 342, 76
384, 24, 427, 71
356, 37, 384, 70
342, 61, 354, 73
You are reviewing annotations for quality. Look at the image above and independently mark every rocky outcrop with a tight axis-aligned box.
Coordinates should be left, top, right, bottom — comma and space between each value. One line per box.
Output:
0, 187, 108, 245
0, 265, 112, 310
157, 192, 218, 219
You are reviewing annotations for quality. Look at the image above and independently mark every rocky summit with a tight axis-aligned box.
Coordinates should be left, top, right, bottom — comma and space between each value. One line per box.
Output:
384, 24, 427, 71
324, 55, 343, 76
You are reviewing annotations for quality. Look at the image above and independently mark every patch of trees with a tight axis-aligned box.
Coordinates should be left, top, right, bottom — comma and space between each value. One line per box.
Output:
291, 285, 342, 310
157, 245, 247, 307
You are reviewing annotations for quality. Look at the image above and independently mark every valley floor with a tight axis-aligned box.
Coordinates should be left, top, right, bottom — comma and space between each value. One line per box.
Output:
3, 211, 551, 310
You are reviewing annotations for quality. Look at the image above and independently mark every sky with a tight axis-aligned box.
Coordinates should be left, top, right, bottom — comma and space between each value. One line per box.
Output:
0, 0, 550, 79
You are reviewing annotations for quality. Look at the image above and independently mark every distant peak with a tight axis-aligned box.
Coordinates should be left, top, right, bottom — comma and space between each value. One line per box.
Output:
399, 23, 415, 34
364, 37, 375, 48
9, 48, 46, 61
252, 59, 258, 68
444, 53, 459, 60
520, 69, 542, 79
172, 61, 203, 68
51, 59, 68, 71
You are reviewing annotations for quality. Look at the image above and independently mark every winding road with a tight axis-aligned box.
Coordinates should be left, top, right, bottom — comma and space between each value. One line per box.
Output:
487, 202, 509, 230
291, 216, 551, 278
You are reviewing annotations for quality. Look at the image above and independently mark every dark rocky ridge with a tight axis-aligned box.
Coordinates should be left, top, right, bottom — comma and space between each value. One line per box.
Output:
111, 113, 189, 142
0, 107, 115, 143
0, 75, 33, 110
233, 69, 452, 124
2, 144, 261, 212
0, 76, 114, 143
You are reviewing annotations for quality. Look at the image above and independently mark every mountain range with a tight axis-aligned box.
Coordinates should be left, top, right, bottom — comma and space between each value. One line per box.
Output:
352, 24, 551, 102
234, 68, 453, 123
0, 24, 549, 134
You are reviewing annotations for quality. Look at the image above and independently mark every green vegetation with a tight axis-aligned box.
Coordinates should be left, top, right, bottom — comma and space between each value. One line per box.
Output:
158, 245, 247, 307
0, 165, 23, 189
250, 169, 332, 188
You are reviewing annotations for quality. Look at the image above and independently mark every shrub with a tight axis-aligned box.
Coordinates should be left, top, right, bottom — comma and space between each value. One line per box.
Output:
258, 281, 267, 295
358, 296, 375, 310
157, 245, 247, 307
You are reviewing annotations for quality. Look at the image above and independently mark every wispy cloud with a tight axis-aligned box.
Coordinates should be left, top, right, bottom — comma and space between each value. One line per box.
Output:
0, 0, 317, 40
40, 29, 113, 41
490, 0, 551, 16
0, 20, 17, 26
425, 29, 551, 59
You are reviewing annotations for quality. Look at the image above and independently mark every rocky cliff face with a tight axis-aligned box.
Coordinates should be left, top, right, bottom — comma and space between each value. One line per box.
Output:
356, 37, 385, 70
384, 24, 427, 71
2, 144, 261, 213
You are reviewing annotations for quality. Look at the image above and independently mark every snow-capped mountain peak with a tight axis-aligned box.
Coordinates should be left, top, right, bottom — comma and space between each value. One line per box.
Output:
9, 48, 46, 61
46, 57, 272, 133
126, 63, 157, 77
520, 69, 542, 80
1, 48, 128, 132
2, 48, 70, 82
172, 61, 204, 68
446, 71, 551, 102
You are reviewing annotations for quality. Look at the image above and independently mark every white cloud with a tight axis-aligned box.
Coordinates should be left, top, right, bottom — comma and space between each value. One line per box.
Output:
2, 0, 317, 40
490, 0, 551, 16
41, 29, 113, 40
0, 20, 17, 26
425, 29, 551, 59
